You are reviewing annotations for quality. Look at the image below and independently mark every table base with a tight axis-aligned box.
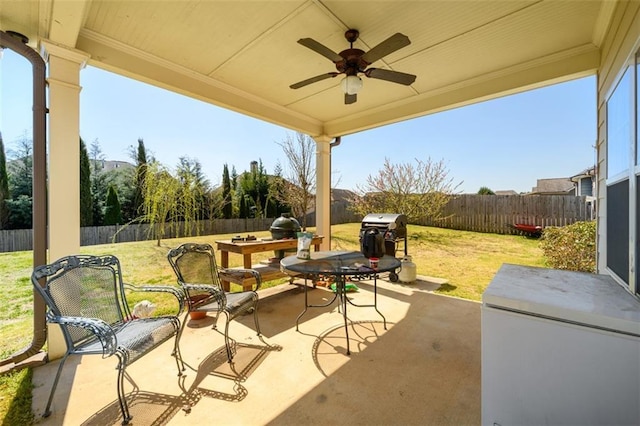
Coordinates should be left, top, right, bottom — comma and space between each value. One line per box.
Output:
296, 274, 387, 355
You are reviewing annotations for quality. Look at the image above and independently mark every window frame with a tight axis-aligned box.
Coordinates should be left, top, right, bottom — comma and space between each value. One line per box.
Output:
604, 49, 640, 296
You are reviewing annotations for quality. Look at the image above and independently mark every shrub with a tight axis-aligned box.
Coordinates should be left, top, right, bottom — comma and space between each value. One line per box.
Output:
477, 186, 495, 195
540, 221, 596, 273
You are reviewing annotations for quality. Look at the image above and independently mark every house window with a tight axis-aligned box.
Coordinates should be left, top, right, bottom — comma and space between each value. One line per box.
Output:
605, 54, 640, 295
607, 67, 632, 178
580, 177, 593, 196
608, 179, 629, 283
606, 66, 632, 288
636, 175, 640, 294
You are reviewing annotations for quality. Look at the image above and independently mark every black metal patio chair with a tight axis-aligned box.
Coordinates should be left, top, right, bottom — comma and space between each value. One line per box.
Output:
31, 254, 185, 424
167, 243, 261, 363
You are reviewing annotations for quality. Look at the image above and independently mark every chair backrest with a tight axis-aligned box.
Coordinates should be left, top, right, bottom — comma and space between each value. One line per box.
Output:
167, 243, 224, 307
32, 255, 129, 346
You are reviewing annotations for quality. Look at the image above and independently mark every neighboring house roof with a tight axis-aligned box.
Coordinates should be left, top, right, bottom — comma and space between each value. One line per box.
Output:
530, 177, 575, 195
570, 166, 596, 182
528, 166, 595, 195
495, 190, 519, 196
98, 160, 135, 172
331, 188, 357, 203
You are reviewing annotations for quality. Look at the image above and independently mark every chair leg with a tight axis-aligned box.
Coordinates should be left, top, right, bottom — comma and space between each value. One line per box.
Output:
176, 311, 189, 346
43, 352, 70, 417
253, 298, 261, 337
173, 313, 189, 375
223, 311, 234, 363
212, 310, 221, 330
116, 355, 132, 424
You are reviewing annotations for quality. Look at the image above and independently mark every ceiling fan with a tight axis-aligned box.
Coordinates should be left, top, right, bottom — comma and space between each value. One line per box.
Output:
290, 29, 416, 105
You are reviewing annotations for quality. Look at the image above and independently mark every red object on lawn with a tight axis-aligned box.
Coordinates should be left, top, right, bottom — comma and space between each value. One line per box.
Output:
512, 223, 543, 236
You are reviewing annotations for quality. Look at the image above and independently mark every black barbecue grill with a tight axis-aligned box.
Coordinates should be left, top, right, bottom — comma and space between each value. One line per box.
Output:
360, 213, 408, 257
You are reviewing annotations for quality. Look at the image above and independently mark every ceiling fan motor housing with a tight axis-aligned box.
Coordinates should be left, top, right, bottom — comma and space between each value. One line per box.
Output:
336, 48, 366, 74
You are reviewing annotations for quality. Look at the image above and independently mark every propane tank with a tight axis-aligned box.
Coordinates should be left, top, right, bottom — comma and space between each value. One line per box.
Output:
398, 255, 417, 283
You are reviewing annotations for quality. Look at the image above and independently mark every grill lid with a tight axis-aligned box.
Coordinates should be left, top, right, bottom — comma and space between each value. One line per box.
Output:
270, 213, 301, 239
361, 213, 407, 239
361, 213, 407, 229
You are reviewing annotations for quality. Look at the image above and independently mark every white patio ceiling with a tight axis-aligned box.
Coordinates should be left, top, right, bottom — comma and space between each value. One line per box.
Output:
1, 0, 612, 138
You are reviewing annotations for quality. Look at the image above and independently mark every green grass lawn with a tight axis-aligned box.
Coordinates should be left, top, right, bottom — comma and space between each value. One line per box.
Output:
0, 223, 546, 423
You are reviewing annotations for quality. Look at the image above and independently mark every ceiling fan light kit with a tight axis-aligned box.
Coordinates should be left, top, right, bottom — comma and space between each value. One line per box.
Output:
290, 29, 416, 104
341, 75, 363, 95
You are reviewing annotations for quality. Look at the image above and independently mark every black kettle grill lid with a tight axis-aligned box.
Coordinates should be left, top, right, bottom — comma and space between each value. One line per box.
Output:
270, 213, 301, 230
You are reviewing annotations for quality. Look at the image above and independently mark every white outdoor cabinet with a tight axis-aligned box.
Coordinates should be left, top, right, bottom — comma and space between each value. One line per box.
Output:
482, 264, 640, 426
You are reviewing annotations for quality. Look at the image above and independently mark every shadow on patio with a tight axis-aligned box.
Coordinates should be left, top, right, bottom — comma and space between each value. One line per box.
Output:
31, 276, 481, 425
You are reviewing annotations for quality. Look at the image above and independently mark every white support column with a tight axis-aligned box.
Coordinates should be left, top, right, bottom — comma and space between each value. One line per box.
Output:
41, 40, 88, 262
41, 41, 88, 360
314, 135, 332, 250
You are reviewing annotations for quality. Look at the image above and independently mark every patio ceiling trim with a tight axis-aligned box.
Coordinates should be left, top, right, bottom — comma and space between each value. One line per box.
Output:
592, 0, 618, 47
324, 44, 600, 136
30, 0, 606, 141
76, 29, 326, 137
75, 29, 600, 140
46, 0, 89, 47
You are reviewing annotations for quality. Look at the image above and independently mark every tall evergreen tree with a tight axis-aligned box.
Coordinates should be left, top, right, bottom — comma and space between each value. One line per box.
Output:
231, 165, 239, 217
104, 184, 123, 225
0, 132, 9, 229
6, 133, 33, 229
254, 160, 270, 217
239, 159, 270, 218
231, 166, 238, 191
132, 138, 147, 220
89, 139, 105, 226
222, 164, 232, 219
238, 191, 248, 218
267, 162, 287, 218
79, 138, 93, 227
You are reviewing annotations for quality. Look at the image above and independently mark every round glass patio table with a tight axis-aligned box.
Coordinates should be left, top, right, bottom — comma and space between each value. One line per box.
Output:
280, 250, 400, 355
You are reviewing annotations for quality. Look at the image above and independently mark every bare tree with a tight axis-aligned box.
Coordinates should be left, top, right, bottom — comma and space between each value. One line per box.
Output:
350, 157, 462, 223
275, 132, 316, 229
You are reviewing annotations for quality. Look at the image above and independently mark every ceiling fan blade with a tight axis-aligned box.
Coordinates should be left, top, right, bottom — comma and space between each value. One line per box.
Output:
297, 38, 343, 62
365, 68, 416, 85
290, 72, 340, 89
345, 93, 357, 104
361, 33, 411, 64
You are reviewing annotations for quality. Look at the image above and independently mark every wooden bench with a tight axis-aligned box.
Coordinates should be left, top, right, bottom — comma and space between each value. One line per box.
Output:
216, 236, 324, 291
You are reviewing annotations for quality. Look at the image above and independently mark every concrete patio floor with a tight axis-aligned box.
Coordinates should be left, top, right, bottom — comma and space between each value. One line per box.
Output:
31, 275, 481, 425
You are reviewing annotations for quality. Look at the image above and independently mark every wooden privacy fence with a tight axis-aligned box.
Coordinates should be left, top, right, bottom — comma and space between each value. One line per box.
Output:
82, 218, 275, 246
0, 195, 592, 252
0, 203, 362, 253
85, 218, 277, 244
418, 194, 594, 234
0, 218, 274, 253
0, 229, 32, 253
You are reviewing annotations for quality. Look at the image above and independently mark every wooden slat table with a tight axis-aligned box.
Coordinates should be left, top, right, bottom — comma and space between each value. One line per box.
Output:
216, 236, 324, 291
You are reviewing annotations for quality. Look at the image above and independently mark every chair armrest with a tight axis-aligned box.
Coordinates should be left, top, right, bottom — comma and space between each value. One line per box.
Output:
124, 283, 186, 315
47, 314, 117, 357
219, 267, 262, 291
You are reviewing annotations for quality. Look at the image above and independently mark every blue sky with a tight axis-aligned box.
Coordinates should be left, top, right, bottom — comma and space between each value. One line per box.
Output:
1, 49, 596, 194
